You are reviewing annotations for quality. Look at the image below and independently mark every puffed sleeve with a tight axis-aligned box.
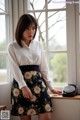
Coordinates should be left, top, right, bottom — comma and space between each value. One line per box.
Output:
39, 43, 54, 90
7, 42, 27, 89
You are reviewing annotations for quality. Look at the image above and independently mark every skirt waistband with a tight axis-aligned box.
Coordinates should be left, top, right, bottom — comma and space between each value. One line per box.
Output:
19, 65, 39, 72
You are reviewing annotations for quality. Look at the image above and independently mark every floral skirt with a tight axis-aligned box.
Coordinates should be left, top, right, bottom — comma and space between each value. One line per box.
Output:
11, 65, 52, 116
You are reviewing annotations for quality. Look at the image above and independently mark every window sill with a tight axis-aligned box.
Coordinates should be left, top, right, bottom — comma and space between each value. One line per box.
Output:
50, 94, 80, 100
0, 82, 10, 85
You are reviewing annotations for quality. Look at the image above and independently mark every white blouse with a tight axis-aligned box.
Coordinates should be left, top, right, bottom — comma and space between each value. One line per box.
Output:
8, 40, 53, 90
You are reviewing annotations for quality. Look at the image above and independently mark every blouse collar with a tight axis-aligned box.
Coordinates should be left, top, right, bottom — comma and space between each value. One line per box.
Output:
21, 40, 33, 49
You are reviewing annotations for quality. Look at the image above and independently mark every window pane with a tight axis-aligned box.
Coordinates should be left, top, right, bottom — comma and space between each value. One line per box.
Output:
27, 0, 67, 87
49, 53, 67, 87
0, 15, 7, 50
0, 0, 5, 12
29, 0, 45, 10
30, 12, 46, 49
0, 69, 7, 83
48, 11, 66, 51
0, 54, 7, 69
0, 54, 7, 83
48, 0, 66, 9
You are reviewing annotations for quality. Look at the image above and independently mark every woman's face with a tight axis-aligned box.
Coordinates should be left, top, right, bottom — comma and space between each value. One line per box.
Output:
22, 23, 36, 43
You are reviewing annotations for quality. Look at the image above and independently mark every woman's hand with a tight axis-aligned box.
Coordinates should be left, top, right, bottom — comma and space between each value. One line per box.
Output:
51, 89, 62, 95
21, 86, 33, 99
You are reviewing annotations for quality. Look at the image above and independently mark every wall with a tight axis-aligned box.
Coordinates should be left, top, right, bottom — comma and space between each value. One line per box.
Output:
52, 99, 80, 120
0, 84, 80, 120
0, 83, 11, 109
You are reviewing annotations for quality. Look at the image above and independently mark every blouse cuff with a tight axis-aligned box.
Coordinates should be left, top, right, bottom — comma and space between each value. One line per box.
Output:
45, 80, 54, 90
19, 80, 27, 89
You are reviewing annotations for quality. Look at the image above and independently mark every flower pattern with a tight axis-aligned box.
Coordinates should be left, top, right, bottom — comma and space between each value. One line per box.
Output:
47, 89, 51, 96
30, 95, 36, 102
34, 86, 41, 94
27, 109, 36, 115
13, 88, 20, 97
39, 72, 42, 77
31, 71, 37, 76
11, 65, 52, 116
24, 72, 32, 79
45, 104, 52, 111
18, 107, 24, 114
12, 99, 14, 105
42, 81, 46, 87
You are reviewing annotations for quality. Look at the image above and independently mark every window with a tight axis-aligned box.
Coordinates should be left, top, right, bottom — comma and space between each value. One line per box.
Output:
25, 0, 79, 88
0, 0, 11, 83
26, 0, 67, 87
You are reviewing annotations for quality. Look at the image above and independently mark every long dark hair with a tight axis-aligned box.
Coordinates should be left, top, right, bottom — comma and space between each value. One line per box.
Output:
15, 14, 37, 47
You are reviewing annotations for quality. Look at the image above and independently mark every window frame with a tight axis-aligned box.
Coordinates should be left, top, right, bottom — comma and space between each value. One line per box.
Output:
66, 2, 79, 86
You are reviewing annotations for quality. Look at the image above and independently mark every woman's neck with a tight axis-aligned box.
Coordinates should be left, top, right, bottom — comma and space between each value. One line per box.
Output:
24, 40, 31, 46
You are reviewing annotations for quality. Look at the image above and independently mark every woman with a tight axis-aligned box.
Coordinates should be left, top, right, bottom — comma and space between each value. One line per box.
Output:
8, 14, 61, 120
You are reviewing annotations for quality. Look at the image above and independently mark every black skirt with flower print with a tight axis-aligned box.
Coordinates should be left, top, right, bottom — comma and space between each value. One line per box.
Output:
11, 65, 52, 116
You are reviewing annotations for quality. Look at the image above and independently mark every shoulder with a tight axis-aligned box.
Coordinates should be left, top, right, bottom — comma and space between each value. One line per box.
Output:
33, 40, 42, 48
7, 41, 20, 54
8, 41, 18, 50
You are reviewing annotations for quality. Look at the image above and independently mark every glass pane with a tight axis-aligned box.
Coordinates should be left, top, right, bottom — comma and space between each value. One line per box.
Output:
0, 15, 7, 50
48, 0, 66, 9
0, 54, 7, 83
49, 53, 67, 87
29, 0, 45, 10
0, 0, 5, 12
48, 11, 66, 51
30, 12, 46, 49
0, 69, 7, 83
0, 54, 7, 69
